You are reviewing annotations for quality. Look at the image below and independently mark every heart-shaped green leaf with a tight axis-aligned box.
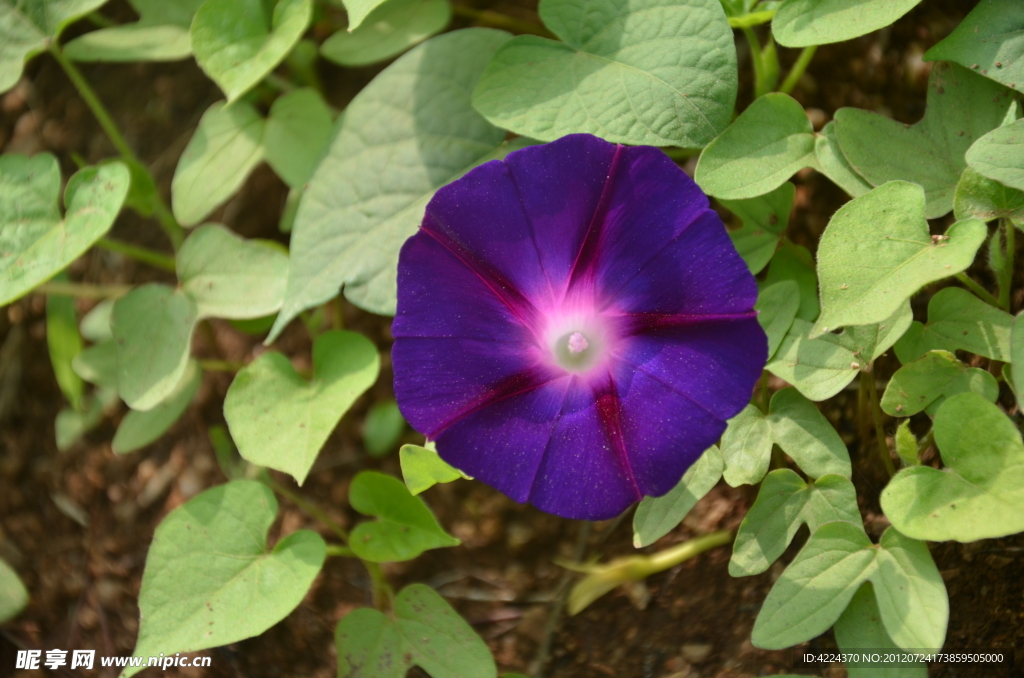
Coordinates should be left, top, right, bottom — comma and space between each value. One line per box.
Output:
335, 583, 495, 678
0, 0, 108, 93
224, 330, 378, 484
722, 182, 794, 275
339, 0, 389, 31
772, 0, 922, 48
954, 167, 1024, 223
633, 446, 723, 547
348, 471, 459, 562
472, 0, 736, 148
400, 443, 465, 496
362, 399, 406, 457
0, 557, 28, 622
756, 280, 800, 361
881, 350, 998, 417
177, 224, 289, 319
263, 88, 333, 189
730, 470, 860, 577
812, 182, 986, 337
112, 360, 201, 454
965, 117, 1024, 193
924, 0, 1024, 93
753, 522, 947, 653
63, 0, 205, 62
834, 583, 928, 678
112, 284, 198, 411
835, 63, 1012, 218
171, 101, 265, 227
813, 121, 873, 198
272, 28, 523, 329
881, 392, 1024, 542
191, 0, 313, 102
0, 155, 129, 305
893, 287, 1013, 363
721, 387, 851, 487
321, 0, 450, 67
767, 304, 913, 402
122, 480, 325, 678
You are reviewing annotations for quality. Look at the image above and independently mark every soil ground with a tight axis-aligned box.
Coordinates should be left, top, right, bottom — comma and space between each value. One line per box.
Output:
1, 1, 1022, 677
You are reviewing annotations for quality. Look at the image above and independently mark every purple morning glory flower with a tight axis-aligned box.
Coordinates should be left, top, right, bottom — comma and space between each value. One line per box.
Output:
392, 134, 766, 520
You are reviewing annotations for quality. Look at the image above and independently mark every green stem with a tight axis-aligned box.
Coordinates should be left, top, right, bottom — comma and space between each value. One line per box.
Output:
1000, 218, 1015, 311
325, 544, 356, 558
365, 561, 395, 611
779, 45, 818, 95
96, 238, 176, 272
640, 530, 734, 576
728, 10, 775, 29
741, 27, 768, 99
198, 359, 245, 373
48, 44, 186, 250
36, 281, 131, 299
264, 475, 350, 542
451, 5, 556, 39
956, 272, 1001, 308
864, 369, 896, 478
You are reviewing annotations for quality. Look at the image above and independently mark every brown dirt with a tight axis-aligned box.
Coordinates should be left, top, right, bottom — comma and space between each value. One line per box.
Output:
1, 1, 1021, 677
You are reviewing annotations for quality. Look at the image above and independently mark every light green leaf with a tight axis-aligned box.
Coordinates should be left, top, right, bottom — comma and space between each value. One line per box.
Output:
767, 304, 912, 402
720, 406, 773, 487
335, 583, 496, 678
400, 443, 464, 495
772, 0, 922, 48
813, 120, 873, 198
112, 360, 201, 454
752, 523, 947, 652
764, 241, 819, 321
835, 63, 1013, 218
881, 350, 998, 417
767, 387, 851, 479
811, 181, 986, 337
263, 88, 333, 189
112, 284, 197, 411
0, 0, 108, 93
320, 0, 450, 67
965, 117, 1024, 193
1013, 312, 1024, 406
272, 28, 519, 329
471, 0, 736, 148
63, 0, 205, 62
892, 287, 1013, 363
834, 583, 929, 678
79, 298, 114, 342
696, 94, 814, 200
633, 446, 723, 547
47, 284, 84, 410
721, 182, 793, 275
224, 330, 379, 485
191, 0, 313, 102
894, 420, 920, 467
757, 280, 800, 361
363, 399, 406, 457
0, 155, 129, 305
881, 392, 1024, 542
341, 0, 389, 31
72, 339, 118, 389
171, 101, 265, 227
953, 167, 1024, 223
729, 470, 860, 577
924, 0, 1024, 93
177, 224, 289, 319
0, 557, 28, 622
123, 480, 326, 678
348, 471, 459, 562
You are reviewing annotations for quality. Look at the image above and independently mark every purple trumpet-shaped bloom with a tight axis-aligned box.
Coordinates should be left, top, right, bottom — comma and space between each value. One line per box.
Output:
392, 134, 766, 520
